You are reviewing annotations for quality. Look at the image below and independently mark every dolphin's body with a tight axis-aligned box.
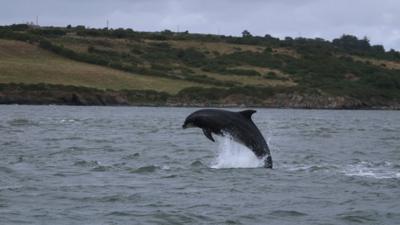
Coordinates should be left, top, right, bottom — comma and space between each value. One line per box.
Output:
182, 109, 272, 168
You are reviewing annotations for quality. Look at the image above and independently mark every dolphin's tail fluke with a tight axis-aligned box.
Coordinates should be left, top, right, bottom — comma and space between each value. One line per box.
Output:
264, 155, 273, 169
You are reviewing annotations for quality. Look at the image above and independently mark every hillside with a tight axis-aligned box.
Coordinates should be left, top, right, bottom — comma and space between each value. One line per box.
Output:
0, 40, 204, 94
0, 24, 399, 108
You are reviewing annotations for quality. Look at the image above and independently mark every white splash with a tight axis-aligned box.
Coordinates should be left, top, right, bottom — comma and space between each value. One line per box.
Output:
210, 135, 265, 169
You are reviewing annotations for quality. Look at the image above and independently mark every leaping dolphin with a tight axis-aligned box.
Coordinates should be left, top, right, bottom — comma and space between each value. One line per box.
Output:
182, 109, 273, 168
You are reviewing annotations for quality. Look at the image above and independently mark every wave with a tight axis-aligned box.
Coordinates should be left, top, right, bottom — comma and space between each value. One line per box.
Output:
210, 135, 265, 169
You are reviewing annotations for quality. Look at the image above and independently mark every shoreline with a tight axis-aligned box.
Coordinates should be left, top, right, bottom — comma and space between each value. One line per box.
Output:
1, 83, 399, 110
1, 102, 399, 110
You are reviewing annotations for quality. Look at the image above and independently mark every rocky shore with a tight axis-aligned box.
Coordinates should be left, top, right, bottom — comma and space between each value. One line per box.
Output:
1, 84, 399, 109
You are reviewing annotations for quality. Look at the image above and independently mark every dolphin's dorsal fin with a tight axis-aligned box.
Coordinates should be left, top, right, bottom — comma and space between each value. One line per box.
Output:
202, 128, 215, 142
239, 110, 256, 120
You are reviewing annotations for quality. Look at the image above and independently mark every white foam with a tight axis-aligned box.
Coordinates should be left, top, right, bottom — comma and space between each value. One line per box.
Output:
343, 161, 400, 179
210, 135, 265, 169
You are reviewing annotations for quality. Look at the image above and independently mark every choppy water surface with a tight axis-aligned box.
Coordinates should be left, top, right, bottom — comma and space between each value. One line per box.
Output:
1, 106, 399, 225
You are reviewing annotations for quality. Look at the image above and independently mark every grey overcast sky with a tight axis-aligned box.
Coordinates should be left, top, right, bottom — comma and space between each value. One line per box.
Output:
1, 0, 400, 50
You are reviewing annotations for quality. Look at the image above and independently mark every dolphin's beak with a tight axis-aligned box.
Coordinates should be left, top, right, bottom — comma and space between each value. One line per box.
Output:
182, 122, 194, 129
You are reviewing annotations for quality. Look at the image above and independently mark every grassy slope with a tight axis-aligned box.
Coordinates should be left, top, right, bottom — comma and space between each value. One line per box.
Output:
350, 55, 400, 70
51, 35, 297, 87
0, 40, 203, 94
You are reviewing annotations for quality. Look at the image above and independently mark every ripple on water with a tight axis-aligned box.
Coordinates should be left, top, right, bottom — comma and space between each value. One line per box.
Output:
122, 153, 140, 160
269, 210, 308, 217
0, 166, 15, 174
224, 219, 243, 224
106, 211, 133, 217
7, 119, 38, 126
129, 165, 159, 174
49, 146, 88, 156
73, 160, 100, 167
42, 136, 83, 142
81, 193, 142, 203
282, 163, 339, 173
149, 212, 198, 224
337, 210, 378, 223
162, 174, 178, 179
91, 165, 113, 172
190, 160, 205, 168
73, 160, 116, 172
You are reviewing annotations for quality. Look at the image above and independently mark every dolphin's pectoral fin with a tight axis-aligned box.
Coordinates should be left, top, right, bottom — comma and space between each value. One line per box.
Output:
202, 129, 215, 142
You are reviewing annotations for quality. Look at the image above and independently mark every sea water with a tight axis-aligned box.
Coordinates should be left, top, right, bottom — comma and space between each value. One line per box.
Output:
0, 106, 399, 225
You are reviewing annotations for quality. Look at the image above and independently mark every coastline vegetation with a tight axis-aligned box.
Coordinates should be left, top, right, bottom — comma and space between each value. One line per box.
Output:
0, 24, 399, 107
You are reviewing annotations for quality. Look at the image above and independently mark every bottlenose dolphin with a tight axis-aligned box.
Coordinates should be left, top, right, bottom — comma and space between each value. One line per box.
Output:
182, 109, 273, 168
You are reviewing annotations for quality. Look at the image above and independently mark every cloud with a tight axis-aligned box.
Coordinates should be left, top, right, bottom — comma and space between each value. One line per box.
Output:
1, 0, 399, 50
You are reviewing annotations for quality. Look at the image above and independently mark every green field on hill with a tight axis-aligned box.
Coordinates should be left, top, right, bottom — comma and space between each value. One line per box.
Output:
0, 24, 399, 107
0, 40, 205, 94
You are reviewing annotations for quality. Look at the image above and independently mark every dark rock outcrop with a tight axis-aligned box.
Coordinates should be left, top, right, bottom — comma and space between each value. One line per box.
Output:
0, 83, 399, 109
